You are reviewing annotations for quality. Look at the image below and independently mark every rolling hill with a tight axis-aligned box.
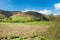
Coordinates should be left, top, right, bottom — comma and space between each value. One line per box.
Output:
0, 10, 50, 21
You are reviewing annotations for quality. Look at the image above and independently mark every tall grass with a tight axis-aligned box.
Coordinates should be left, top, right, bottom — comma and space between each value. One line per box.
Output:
45, 16, 60, 40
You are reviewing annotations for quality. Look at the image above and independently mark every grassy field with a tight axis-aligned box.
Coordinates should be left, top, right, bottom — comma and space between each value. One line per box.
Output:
0, 21, 51, 40
0, 21, 51, 26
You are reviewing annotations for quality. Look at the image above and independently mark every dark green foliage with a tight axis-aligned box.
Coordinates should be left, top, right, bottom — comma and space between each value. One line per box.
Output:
0, 14, 7, 22
10, 36, 19, 39
31, 34, 38, 38
1, 37, 4, 39
0, 14, 5, 19
5, 37, 8, 39
48, 14, 54, 21
20, 38, 23, 40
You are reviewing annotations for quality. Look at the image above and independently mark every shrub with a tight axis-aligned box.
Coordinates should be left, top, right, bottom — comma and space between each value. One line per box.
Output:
0, 14, 7, 22
48, 14, 54, 21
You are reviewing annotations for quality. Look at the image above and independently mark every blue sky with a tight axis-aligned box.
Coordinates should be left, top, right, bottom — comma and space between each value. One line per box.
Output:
0, 0, 60, 15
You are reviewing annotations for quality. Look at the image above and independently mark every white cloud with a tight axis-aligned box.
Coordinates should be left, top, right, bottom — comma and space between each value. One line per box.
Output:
38, 9, 52, 15
53, 14, 60, 15
21, 8, 31, 12
54, 3, 60, 10
22, 9, 30, 12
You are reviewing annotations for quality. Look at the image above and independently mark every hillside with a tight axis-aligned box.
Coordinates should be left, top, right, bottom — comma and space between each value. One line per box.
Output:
0, 10, 12, 17
0, 10, 42, 18
0, 10, 50, 21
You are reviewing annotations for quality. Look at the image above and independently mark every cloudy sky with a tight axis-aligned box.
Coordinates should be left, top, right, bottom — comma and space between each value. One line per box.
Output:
0, 0, 60, 15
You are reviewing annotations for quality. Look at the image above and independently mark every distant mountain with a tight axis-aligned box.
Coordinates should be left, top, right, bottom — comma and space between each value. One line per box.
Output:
0, 10, 12, 17
0, 10, 42, 17
0, 10, 22, 17
24, 11, 42, 18
0, 10, 50, 21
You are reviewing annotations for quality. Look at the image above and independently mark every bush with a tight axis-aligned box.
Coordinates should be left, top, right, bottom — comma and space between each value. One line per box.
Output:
0, 14, 7, 22
48, 14, 54, 21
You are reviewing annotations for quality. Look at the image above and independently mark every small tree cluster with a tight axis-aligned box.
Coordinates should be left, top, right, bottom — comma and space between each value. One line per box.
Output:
0, 14, 7, 22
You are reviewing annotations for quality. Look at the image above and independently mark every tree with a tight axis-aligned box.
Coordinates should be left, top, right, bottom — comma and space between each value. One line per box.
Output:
0, 14, 6, 19
0, 14, 7, 22
48, 14, 54, 21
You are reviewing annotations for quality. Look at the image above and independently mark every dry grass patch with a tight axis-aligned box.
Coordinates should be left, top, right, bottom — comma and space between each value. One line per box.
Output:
0, 24, 50, 40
